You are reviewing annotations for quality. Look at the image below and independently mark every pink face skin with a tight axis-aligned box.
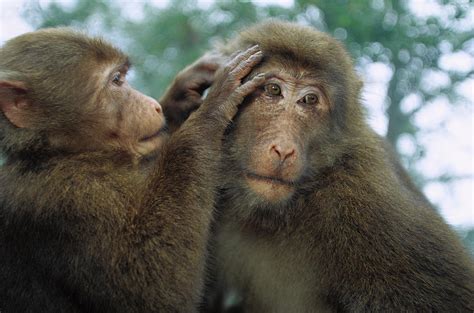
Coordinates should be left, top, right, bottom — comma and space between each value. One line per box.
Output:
228, 60, 331, 204
0, 56, 166, 159
97, 61, 166, 157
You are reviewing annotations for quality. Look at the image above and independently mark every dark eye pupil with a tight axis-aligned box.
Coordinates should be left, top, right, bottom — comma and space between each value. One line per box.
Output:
265, 83, 281, 95
305, 94, 318, 104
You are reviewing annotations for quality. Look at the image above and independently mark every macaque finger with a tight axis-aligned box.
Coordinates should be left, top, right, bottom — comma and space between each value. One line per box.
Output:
234, 73, 266, 100
218, 73, 266, 122
230, 50, 264, 80
225, 45, 261, 73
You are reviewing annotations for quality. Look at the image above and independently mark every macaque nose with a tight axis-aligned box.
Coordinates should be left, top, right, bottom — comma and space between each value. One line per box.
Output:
147, 96, 162, 114
270, 144, 296, 164
154, 102, 162, 114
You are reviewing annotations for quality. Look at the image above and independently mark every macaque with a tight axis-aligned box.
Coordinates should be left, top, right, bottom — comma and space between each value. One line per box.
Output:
203, 20, 474, 313
0, 28, 264, 313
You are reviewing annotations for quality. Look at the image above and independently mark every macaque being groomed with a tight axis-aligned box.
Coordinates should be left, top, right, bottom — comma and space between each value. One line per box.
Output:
203, 20, 474, 313
0, 28, 264, 313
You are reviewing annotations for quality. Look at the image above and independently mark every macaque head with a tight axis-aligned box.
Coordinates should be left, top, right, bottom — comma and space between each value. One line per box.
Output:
0, 28, 166, 159
220, 20, 364, 212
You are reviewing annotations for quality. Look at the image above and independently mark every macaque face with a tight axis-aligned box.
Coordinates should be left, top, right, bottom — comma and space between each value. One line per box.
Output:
0, 29, 166, 159
95, 61, 167, 157
224, 59, 331, 204
1, 61, 166, 159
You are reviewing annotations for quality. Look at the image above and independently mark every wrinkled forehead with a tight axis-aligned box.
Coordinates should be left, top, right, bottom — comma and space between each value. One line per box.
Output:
247, 55, 336, 90
257, 57, 305, 74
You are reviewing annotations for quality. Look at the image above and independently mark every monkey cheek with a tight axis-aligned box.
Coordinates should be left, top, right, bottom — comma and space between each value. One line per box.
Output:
245, 176, 295, 203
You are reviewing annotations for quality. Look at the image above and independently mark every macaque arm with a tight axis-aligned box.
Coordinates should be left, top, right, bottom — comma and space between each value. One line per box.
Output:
160, 51, 227, 133
0, 46, 264, 313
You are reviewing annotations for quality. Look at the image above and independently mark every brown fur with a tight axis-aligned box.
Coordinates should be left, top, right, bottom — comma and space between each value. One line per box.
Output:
0, 28, 264, 312
204, 20, 474, 312
160, 52, 226, 133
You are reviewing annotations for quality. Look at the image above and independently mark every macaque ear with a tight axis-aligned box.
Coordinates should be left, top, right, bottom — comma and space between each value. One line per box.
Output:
0, 81, 30, 128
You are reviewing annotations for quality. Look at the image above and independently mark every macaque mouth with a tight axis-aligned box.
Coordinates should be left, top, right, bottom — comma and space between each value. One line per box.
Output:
140, 124, 169, 142
246, 172, 294, 186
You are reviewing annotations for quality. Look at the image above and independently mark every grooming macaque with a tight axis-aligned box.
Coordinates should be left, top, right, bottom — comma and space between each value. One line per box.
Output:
0, 28, 264, 313
203, 21, 474, 312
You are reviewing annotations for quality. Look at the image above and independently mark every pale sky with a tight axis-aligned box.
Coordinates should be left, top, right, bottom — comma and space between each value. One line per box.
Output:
0, 0, 472, 228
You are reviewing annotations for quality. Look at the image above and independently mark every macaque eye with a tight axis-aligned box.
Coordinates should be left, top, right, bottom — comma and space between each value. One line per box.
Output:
264, 83, 281, 96
112, 72, 125, 86
303, 93, 319, 105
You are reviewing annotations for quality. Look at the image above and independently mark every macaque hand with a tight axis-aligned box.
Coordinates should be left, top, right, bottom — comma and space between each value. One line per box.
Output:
160, 51, 227, 128
200, 45, 265, 125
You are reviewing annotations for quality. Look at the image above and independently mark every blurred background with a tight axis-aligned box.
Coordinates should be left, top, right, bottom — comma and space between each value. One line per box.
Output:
1, 0, 473, 253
